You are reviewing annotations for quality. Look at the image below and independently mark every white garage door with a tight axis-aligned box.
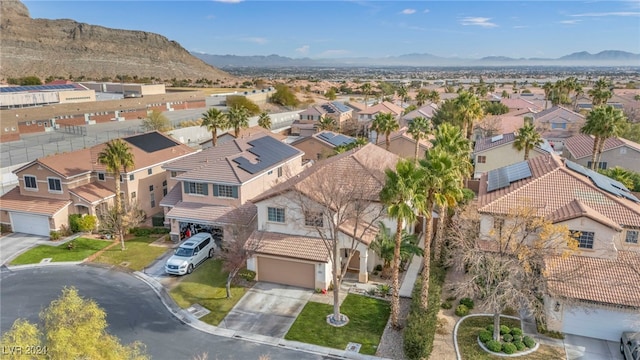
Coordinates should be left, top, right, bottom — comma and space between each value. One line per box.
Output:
563, 305, 640, 341
10, 213, 51, 236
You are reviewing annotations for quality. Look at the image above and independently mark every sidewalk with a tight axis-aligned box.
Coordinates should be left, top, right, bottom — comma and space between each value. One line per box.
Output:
398, 234, 424, 298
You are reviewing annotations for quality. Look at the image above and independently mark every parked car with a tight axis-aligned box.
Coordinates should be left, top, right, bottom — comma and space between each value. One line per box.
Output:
165, 233, 215, 275
621, 332, 640, 360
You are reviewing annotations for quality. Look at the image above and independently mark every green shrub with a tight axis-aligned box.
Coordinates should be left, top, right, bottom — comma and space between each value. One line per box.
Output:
486, 325, 494, 333
511, 327, 523, 336
446, 295, 457, 302
374, 264, 383, 271
459, 297, 474, 309
129, 227, 167, 237
500, 325, 511, 335
523, 336, 536, 348
486, 340, 502, 352
478, 330, 492, 343
151, 215, 165, 227
514, 341, 526, 351
502, 342, 517, 354
50, 230, 61, 240
68, 214, 82, 233
455, 304, 469, 317
238, 269, 256, 282
513, 334, 522, 342
77, 215, 97, 232
377, 284, 391, 296
440, 302, 452, 309
226, 95, 261, 115
503, 333, 513, 342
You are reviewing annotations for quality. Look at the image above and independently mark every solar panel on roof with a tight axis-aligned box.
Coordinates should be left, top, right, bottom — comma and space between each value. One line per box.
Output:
490, 134, 504, 143
506, 161, 532, 183
317, 132, 355, 147
565, 160, 639, 203
487, 167, 510, 192
486, 161, 532, 192
0, 84, 76, 93
331, 102, 352, 113
124, 132, 179, 153
232, 136, 299, 174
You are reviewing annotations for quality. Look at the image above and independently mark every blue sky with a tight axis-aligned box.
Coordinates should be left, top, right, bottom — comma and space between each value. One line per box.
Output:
24, 1, 640, 59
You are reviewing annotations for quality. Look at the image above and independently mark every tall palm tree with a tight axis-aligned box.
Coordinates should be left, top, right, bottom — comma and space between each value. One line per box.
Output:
513, 123, 543, 160
317, 115, 337, 131
581, 105, 628, 170
361, 82, 372, 107
396, 85, 408, 108
426, 90, 440, 104
588, 78, 612, 106
370, 222, 422, 277
407, 116, 431, 163
453, 91, 484, 140
376, 113, 399, 151
380, 159, 425, 329
258, 111, 272, 130
201, 108, 228, 147
227, 105, 249, 137
416, 89, 428, 106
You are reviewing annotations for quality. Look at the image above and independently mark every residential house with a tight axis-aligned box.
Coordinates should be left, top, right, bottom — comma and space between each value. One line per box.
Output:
532, 106, 585, 151
477, 154, 640, 341
245, 144, 401, 289
472, 132, 554, 179
500, 97, 541, 113
473, 108, 532, 141
291, 131, 356, 161
375, 126, 433, 159
291, 102, 353, 136
160, 132, 306, 244
401, 103, 438, 127
355, 101, 403, 140
0, 131, 195, 236
563, 134, 640, 172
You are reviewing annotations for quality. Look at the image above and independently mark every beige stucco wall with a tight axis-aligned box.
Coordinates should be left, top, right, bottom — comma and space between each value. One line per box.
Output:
555, 217, 619, 259
382, 138, 430, 159
124, 164, 169, 217
474, 144, 547, 178
58, 89, 96, 104
568, 146, 640, 173
51, 206, 70, 231
292, 138, 334, 161
15, 164, 93, 200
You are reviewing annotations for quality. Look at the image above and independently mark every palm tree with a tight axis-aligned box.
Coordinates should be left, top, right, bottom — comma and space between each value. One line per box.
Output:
588, 78, 613, 106
361, 82, 372, 107
370, 222, 422, 278
407, 117, 431, 163
513, 123, 543, 160
426, 90, 440, 104
396, 85, 408, 108
258, 111, 272, 130
97, 139, 135, 250
317, 115, 337, 131
201, 108, 228, 147
227, 105, 250, 137
380, 159, 425, 329
581, 105, 628, 170
453, 91, 484, 140
376, 113, 399, 151
415, 89, 428, 106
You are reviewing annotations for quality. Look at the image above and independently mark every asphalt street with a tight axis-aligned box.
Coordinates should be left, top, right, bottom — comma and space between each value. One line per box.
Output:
0, 265, 330, 360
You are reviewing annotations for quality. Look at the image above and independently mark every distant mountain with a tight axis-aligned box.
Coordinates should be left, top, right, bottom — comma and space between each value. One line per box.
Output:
193, 50, 640, 68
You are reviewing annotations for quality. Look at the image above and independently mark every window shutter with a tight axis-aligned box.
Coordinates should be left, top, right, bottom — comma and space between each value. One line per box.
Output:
213, 184, 219, 197
232, 186, 238, 199
203, 183, 209, 196
183, 182, 190, 194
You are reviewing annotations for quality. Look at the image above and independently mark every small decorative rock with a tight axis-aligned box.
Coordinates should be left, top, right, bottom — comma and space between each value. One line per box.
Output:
326, 313, 350, 327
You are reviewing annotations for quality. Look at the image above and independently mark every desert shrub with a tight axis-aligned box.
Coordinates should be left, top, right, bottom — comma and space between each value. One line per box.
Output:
503, 333, 513, 342
500, 325, 511, 335
226, 95, 260, 116
459, 297, 474, 309
455, 304, 469, 317
440, 302, 452, 309
50, 230, 61, 240
514, 341, 526, 351
479, 330, 492, 343
502, 343, 517, 354
238, 269, 256, 282
59, 224, 72, 236
512, 334, 522, 342
486, 340, 502, 352
377, 284, 391, 296
511, 327, 523, 336
523, 336, 536, 348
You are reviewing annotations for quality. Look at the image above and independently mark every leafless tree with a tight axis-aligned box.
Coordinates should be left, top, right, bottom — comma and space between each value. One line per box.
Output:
475, 115, 503, 138
97, 200, 145, 250
221, 225, 262, 299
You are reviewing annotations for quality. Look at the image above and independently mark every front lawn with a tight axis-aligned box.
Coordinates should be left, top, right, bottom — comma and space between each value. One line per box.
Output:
458, 316, 565, 360
169, 259, 246, 325
285, 294, 390, 355
10, 238, 112, 265
92, 236, 168, 271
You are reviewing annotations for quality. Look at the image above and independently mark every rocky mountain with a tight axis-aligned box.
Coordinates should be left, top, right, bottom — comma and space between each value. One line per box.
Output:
0, 0, 232, 81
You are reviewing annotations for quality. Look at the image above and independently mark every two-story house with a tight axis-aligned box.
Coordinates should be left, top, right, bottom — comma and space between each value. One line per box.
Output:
532, 106, 585, 151
291, 102, 353, 136
477, 154, 640, 341
562, 134, 640, 172
245, 144, 401, 289
0, 131, 195, 236
291, 131, 356, 161
160, 132, 306, 244
375, 126, 433, 159
356, 101, 403, 140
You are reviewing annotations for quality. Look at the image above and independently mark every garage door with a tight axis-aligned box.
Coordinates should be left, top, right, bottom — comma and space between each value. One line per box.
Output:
10, 212, 51, 236
257, 257, 315, 289
563, 305, 640, 341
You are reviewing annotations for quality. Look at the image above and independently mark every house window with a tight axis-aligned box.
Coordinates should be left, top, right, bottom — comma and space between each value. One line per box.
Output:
267, 207, 285, 223
24, 175, 37, 190
571, 230, 594, 249
163, 180, 168, 196
277, 167, 283, 177
150, 192, 155, 208
184, 182, 208, 195
149, 185, 154, 192
586, 161, 608, 170
47, 178, 62, 192
213, 184, 238, 198
129, 174, 135, 181
98, 172, 105, 181
131, 191, 136, 199
148, 168, 153, 175
551, 122, 567, 129
171, 171, 178, 178
477, 155, 486, 164
305, 211, 323, 227
120, 174, 124, 183
626, 230, 639, 244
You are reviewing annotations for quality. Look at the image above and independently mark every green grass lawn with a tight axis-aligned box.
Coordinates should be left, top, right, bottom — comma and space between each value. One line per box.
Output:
169, 259, 246, 326
10, 238, 112, 265
92, 236, 168, 271
285, 294, 390, 355
458, 316, 566, 360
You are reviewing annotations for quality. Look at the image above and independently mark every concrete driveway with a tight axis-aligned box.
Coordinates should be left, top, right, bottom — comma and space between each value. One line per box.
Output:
0, 233, 50, 265
220, 282, 313, 338
564, 334, 621, 360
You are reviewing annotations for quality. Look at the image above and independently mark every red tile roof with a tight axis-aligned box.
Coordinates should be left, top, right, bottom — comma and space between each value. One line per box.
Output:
247, 230, 329, 262
564, 134, 640, 159
166, 201, 257, 226
69, 182, 115, 204
0, 188, 71, 216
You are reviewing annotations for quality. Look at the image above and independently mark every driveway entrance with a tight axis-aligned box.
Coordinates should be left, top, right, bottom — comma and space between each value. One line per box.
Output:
220, 282, 312, 338
0, 233, 49, 265
564, 334, 620, 360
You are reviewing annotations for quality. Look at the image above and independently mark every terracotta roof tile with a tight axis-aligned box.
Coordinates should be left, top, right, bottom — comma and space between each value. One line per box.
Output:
159, 184, 182, 207
69, 182, 115, 204
547, 199, 622, 231
0, 188, 71, 216
565, 134, 640, 159
247, 230, 329, 262
358, 101, 403, 116
474, 133, 517, 153
166, 201, 257, 226
376, 127, 434, 150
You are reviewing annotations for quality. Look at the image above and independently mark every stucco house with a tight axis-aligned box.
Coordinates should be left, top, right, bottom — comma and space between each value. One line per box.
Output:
401, 103, 438, 126
532, 106, 585, 151
356, 101, 403, 140
160, 132, 306, 244
375, 126, 433, 159
562, 134, 640, 172
245, 144, 401, 289
290, 131, 356, 161
291, 102, 353, 136
477, 154, 640, 341
0, 131, 195, 236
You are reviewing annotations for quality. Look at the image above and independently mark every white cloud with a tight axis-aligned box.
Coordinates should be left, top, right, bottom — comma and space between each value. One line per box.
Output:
423, 9, 430, 13
513, 25, 528, 29
571, 11, 640, 17
460, 17, 498, 28
560, 19, 581, 24
401, 8, 416, 15
295, 45, 310, 55
212, 0, 243, 3
319, 49, 350, 57
242, 37, 268, 44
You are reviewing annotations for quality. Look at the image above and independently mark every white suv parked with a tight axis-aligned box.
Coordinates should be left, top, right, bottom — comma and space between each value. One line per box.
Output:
165, 233, 215, 275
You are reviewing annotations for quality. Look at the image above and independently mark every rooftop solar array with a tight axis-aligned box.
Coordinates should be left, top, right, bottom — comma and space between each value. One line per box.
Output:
565, 160, 639, 202
320, 104, 336, 113
232, 136, 299, 174
490, 134, 504, 143
124, 132, 179, 153
317, 132, 355, 147
0, 84, 77, 93
331, 101, 352, 113
487, 161, 532, 192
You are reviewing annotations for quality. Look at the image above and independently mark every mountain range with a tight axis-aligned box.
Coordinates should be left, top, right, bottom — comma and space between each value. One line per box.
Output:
193, 50, 640, 68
